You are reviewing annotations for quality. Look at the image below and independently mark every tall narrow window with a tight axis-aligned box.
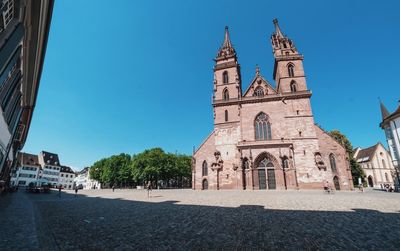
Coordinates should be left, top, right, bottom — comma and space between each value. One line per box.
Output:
223, 89, 229, 101
385, 173, 389, 182
382, 159, 386, 169
290, 81, 297, 92
202, 161, 208, 176
329, 154, 337, 173
255, 112, 272, 141
288, 64, 294, 77
225, 110, 228, 122
223, 71, 229, 84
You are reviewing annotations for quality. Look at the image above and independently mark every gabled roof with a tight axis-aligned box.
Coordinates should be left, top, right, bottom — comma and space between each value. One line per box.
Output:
243, 72, 277, 97
354, 143, 387, 163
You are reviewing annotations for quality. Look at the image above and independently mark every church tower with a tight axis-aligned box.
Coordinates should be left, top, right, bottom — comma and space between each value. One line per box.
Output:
271, 19, 308, 93
213, 26, 242, 125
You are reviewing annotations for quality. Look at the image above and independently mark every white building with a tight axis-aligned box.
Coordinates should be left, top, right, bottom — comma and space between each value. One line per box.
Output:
38, 151, 61, 187
11, 150, 77, 189
59, 165, 75, 189
354, 143, 396, 188
380, 101, 400, 186
10, 152, 40, 186
74, 167, 99, 189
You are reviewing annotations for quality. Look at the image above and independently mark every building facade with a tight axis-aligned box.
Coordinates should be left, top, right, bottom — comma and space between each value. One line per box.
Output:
0, 0, 54, 183
59, 165, 75, 189
74, 167, 100, 190
10, 152, 40, 186
38, 151, 61, 187
379, 101, 400, 186
193, 20, 353, 191
354, 143, 397, 188
11, 150, 76, 189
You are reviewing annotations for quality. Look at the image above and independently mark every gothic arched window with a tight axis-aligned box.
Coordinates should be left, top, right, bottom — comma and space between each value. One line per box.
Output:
223, 71, 229, 84
382, 159, 386, 169
329, 154, 337, 173
202, 161, 208, 176
225, 110, 228, 122
254, 112, 272, 141
290, 81, 297, 92
288, 64, 294, 77
223, 88, 229, 101
385, 173, 389, 182
254, 86, 264, 97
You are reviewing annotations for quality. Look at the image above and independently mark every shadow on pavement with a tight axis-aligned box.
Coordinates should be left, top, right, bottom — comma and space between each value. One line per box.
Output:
1, 190, 400, 250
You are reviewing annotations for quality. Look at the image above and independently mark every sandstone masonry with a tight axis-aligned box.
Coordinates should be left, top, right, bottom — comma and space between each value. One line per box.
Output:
193, 20, 353, 191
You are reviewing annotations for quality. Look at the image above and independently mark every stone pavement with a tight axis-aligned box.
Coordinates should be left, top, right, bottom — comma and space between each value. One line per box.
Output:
1, 189, 400, 250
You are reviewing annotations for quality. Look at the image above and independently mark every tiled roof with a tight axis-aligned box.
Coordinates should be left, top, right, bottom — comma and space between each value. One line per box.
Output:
77, 167, 89, 175
355, 144, 378, 163
18, 152, 40, 167
60, 165, 74, 174
41, 151, 60, 166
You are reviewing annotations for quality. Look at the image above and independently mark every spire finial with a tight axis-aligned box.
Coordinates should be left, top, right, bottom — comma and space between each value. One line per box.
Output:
273, 18, 284, 38
255, 64, 260, 76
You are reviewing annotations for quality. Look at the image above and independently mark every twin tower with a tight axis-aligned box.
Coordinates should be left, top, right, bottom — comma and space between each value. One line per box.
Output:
193, 20, 352, 191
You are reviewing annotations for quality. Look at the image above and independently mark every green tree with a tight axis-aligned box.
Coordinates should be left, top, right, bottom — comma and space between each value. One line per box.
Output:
90, 148, 192, 188
329, 130, 365, 185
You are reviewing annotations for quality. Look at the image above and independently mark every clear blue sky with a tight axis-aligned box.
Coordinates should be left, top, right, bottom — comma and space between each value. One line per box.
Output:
24, 0, 400, 170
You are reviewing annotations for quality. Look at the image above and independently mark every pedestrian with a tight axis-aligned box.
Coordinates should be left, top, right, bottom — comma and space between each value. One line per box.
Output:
323, 181, 330, 194
75, 187, 78, 197
112, 185, 115, 192
147, 181, 152, 198
58, 185, 62, 198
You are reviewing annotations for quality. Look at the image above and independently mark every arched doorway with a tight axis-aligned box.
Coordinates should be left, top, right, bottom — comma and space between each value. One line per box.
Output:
367, 176, 374, 187
256, 154, 276, 190
202, 179, 208, 190
333, 176, 340, 190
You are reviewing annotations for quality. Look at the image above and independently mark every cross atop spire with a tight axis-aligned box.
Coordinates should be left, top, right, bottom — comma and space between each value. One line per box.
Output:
380, 100, 390, 120
216, 26, 236, 59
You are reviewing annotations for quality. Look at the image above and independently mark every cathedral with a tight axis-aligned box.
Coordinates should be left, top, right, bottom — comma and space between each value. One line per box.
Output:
192, 19, 353, 190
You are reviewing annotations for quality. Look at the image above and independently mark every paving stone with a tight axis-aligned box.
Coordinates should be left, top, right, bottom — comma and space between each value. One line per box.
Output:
1, 189, 399, 250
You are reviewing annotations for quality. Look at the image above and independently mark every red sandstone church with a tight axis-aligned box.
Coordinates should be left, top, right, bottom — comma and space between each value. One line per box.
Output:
192, 20, 353, 191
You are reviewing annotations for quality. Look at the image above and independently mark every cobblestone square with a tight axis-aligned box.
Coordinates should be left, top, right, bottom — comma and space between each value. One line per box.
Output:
1, 189, 400, 250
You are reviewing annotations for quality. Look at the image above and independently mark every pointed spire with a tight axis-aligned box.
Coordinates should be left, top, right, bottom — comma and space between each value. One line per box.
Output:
273, 18, 284, 38
217, 26, 236, 58
380, 99, 390, 120
223, 26, 233, 49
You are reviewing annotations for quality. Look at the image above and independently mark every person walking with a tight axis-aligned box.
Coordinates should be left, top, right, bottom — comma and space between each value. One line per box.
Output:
58, 185, 62, 198
112, 184, 115, 192
147, 181, 152, 198
75, 187, 78, 197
